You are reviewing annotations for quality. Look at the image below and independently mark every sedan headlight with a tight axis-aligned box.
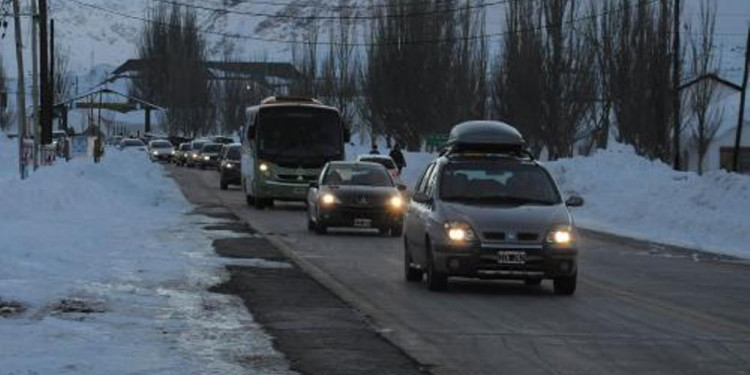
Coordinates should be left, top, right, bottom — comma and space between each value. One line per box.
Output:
321, 193, 337, 206
192, 153, 200, 159
225, 163, 234, 169
259, 162, 269, 172
389, 195, 403, 209
203, 156, 210, 161
170, 150, 176, 155
152, 151, 159, 156
444, 221, 477, 243
546, 227, 574, 245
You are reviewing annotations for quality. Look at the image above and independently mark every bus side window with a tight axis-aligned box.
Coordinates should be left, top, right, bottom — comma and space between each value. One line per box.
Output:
246, 112, 256, 142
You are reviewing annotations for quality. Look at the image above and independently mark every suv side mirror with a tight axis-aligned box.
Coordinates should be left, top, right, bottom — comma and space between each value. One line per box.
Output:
565, 195, 584, 207
396, 184, 407, 192
309, 181, 319, 189
412, 191, 433, 205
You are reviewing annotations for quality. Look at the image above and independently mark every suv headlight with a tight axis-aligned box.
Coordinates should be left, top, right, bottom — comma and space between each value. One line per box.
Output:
444, 221, 477, 243
546, 227, 574, 245
389, 195, 403, 209
321, 193, 340, 206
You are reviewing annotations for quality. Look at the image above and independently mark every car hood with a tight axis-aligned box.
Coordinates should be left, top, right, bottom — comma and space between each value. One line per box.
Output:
439, 201, 572, 241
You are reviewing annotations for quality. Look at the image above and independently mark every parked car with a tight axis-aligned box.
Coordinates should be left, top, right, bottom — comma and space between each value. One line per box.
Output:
403, 121, 584, 294
118, 138, 146, 151
185, 139, 210, 167
196, 143, 223, 169
147, 139, 175, 162
174, 143, 191, 165
356, 154, 401, 182
307, 161, 407, 236
219, 143, 242, 190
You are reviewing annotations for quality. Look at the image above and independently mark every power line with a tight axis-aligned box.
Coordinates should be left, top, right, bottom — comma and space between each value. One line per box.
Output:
66, 0, 660, 47
151, 0, 507, 20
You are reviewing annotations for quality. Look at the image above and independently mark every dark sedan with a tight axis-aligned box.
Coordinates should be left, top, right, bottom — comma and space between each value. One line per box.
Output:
307, 161, 406, 236
219, 144, 242, 190
196, 143, 223, 169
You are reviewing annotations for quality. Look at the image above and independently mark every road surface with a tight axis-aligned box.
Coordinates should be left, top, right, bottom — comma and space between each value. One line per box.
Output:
170, 165, 750, 375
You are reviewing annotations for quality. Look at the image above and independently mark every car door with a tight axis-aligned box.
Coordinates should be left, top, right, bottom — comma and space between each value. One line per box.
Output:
408, 163, 437, 265
405, 163, 432, 250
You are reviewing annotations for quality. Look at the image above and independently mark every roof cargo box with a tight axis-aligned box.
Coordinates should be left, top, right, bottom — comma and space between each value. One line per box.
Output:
445, 121, 525, 154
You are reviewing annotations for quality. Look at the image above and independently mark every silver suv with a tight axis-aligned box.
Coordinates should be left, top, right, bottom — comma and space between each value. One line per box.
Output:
403, 121, 583, 295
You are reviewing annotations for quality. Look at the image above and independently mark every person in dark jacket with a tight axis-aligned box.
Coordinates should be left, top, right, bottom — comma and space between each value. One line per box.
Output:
389, 144, 406, 174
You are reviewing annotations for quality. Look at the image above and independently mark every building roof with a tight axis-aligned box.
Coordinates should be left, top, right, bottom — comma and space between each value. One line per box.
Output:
111, 59, 301, 81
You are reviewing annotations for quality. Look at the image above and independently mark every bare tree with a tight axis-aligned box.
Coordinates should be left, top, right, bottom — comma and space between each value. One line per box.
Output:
601, 0, 678, 162
52, 45, 73, 104
290, 14, 320, 97
215, 48, 270, 135
364, 0, 488, 150
687, 0, 723, 174
131, 4, 213, 137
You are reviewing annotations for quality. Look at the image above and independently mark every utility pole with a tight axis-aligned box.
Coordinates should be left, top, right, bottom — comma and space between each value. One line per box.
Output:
39, 0, 51, 145
31, 0, 40, 170
11, 0, 28, 179
732, 27, 750, 172
672, 0, 681, 170
50, 18, 55, 131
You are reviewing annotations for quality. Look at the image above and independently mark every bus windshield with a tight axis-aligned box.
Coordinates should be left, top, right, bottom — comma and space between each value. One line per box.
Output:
257, 107, 342, 165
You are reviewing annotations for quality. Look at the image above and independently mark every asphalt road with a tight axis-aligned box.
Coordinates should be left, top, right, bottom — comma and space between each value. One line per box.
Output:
169, 165, 750, 375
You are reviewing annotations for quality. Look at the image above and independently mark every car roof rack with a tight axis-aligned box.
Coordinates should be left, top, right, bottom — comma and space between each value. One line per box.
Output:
441, 121, 535, 161
261, 96, 323, 105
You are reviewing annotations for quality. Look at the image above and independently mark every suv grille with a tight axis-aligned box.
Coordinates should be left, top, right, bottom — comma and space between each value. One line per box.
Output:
483, 232, 506, 241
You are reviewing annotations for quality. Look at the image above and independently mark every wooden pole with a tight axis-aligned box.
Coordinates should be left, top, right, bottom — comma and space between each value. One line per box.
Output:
732, 27, 750, 172
672, 0, 682, 170
30, 0, 40, 170
11, 0, 28, 179
39, 0, 51, 145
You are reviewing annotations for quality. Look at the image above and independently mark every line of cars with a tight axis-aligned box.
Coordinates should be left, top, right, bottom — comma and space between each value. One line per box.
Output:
169, 97, 586, 295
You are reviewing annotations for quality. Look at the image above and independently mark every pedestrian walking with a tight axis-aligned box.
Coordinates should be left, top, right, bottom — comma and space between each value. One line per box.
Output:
389, 144, 406, 175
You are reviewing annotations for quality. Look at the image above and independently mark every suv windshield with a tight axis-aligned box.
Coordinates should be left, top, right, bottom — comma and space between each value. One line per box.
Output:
440, 162, 561, 205
324, 164, 392, 187
359, 157, 396, 169
258, 107, 342, 163
191, 142, 207, 151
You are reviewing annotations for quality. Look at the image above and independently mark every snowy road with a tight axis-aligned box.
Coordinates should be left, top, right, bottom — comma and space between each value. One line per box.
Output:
170, 165, 750, 375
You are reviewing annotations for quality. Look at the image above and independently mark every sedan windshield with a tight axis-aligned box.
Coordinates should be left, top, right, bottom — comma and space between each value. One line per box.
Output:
151, 141, 172, 148
440, 162, 561, 205
359, 157, 396, 170
323, 164, 392, 187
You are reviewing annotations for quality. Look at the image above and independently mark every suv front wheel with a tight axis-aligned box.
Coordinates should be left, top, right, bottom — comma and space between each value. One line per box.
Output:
554, 272, 577, 296
424, 240, 447, 291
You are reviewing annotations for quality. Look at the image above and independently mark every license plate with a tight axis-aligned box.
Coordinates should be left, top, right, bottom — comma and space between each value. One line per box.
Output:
354, 218, 372, 228
497, 251, 526, 265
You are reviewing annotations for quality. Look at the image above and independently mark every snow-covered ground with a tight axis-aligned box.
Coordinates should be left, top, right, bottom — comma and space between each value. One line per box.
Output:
0, 134, 295, 375
546, 144, 750, 259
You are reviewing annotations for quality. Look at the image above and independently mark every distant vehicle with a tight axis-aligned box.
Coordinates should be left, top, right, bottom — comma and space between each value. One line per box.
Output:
186, 139, 210, 167
403, 121, 584, 294
174, 143, 191, 166
241, 96, 349, 209
307, 161, 406, 236
109, 135, 124, 147
196, 143, 223, 169
219, 143, 242, 190
210, 136, 234, 145
118, 138, 146, 151
147, 139, 175, 162
356, 154, 401, 181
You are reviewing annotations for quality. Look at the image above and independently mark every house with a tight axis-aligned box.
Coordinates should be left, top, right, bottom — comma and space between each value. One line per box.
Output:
681, 74, 750, 174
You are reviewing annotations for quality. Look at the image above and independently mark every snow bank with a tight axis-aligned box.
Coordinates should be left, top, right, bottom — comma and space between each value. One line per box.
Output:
0, 137, 294, 374
545, 143, 750, 258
